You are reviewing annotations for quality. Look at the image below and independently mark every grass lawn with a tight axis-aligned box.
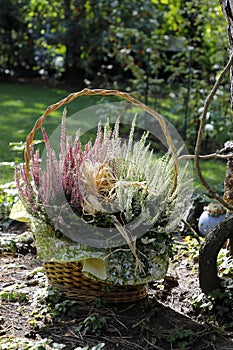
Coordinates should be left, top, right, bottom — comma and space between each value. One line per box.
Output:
0, 82, 227, 196
193, 159, 226, 195
0, 82, 70, 182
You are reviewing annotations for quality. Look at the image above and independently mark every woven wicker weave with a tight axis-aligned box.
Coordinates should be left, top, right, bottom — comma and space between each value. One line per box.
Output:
24, 88, 178, 303
44, 261, 148, 303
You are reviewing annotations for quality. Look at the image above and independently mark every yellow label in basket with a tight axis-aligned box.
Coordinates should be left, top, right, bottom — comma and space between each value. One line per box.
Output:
82, 258, 107, 280
9, 200, 29, 222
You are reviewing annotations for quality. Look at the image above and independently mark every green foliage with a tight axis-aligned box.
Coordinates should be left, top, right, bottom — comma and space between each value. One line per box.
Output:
46, 286, 64, 304
167, 328, 194, 350
0, 0, 228, 87
0, 0, 34, 76
178, 236, 233, 324
192, 279, 233, 324
47, 294, 108, 340
75, 344, 105, 350
0, 232, 34, 254
174, 235, 202, 271
177, 235, 233, 278
0, 289, 28, 302
75, 313, 108, 336
0, 337, 66, 350
218, 248, 233, 278
53, 300, 79, 317
0, 182, 18, 224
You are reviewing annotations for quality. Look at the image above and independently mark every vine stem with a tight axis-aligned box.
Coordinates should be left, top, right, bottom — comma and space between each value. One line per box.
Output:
194, 52, 233, 210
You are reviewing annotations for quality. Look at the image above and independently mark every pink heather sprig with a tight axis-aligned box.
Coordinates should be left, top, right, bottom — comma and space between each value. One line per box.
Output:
15, 112, 126, 220
84, 120, 123, 165
15, 168, 28, 210
70, 139, 84, 208
42, 128, 62, 201
15, 165, 38, 215
62, 147, 75, 197
29, 145, 41, 200
40, 169, 49, 207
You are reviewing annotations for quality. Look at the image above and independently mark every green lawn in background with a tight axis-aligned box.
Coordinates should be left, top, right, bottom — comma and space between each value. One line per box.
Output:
0, 83, 70, 156
193, 159, 226, 195
0, 82, 70, 183
0, 82, 227, 196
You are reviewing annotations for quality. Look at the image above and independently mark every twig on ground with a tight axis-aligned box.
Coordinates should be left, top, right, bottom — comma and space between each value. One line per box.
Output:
143, 337, 165, 349
99, 336, 146, 349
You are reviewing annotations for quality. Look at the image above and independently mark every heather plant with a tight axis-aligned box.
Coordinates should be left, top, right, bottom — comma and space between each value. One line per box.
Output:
14, 109, 191, 284
16, 111, 185, 236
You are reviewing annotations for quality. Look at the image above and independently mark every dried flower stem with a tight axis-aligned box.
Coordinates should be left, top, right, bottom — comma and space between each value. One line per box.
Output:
110, 214, 145, 273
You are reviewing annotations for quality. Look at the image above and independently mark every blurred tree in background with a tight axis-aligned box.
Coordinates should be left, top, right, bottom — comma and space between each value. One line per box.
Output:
0, 0, 232, 151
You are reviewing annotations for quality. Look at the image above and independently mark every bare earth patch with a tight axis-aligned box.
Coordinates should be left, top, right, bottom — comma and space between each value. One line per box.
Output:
0, 223, 232, 350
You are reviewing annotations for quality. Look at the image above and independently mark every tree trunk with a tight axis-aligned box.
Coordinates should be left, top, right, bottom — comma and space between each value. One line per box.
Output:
198, 2, 233, 294
199, 215, 233, 294
219, 0, 233, 253
219, 0, 233, 106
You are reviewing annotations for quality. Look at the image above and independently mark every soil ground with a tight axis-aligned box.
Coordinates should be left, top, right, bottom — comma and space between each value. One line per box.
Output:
0, 222, 233, 350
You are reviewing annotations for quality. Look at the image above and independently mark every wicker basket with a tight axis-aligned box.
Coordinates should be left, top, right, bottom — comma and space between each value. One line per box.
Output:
44, 261, 148, 303
24, 89, 179, 303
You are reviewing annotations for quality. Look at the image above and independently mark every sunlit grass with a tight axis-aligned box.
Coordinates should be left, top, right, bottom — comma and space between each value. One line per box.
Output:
192, 159, 226, 195
0, 82, 69, 157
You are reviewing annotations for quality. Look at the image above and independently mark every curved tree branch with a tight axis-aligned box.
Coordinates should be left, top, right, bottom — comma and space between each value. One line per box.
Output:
194, 52, 233, 210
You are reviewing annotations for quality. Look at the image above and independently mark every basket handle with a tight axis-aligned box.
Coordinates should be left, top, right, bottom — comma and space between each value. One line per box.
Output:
24, 88, 178, 192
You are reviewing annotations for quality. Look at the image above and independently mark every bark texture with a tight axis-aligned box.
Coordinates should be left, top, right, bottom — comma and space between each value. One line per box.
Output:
220, 0, 233, 105
219, 1, 233, 255
199, 215, 233, 294
221, 141, 233, 206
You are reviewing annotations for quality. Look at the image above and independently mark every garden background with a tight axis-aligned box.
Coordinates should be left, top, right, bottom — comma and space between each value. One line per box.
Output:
0, 1, 233, 350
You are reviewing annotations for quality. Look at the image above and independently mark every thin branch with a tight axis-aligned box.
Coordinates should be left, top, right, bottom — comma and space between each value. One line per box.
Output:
181, 219, 201, 243
194, 52, 233, 210
179, 152, 233, 161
